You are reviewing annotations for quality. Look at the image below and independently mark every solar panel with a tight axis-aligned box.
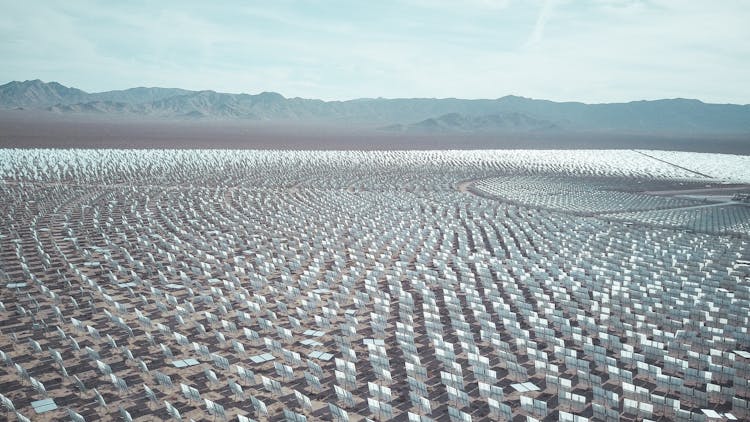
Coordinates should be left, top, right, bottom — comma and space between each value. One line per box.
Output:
250, 353, 276, 363
309, 350, 334, 361
172, 358, 199, 368
31, 398, 57, 414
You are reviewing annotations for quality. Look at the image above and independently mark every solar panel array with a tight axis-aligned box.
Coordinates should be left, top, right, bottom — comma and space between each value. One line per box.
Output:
0, 149, 748, 421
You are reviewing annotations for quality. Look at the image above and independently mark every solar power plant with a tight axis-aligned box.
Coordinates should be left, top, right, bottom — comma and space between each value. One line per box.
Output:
1, 149, 749, 421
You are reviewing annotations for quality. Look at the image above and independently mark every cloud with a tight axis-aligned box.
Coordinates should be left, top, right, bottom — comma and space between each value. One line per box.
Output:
407, 0, 512, 10
525, 0, 559, 47
0, 0, 748, 103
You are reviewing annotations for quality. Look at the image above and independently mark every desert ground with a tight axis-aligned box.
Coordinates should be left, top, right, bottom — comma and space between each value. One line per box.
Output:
2, 111, 750, 153
1, 149, 749, 421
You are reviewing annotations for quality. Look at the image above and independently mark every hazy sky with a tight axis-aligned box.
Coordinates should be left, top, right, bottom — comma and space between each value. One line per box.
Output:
1, 1, 748, 103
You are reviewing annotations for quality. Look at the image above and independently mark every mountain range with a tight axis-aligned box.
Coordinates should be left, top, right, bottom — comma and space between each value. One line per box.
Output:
2, 79, 749, 135
382, 112, 559, 133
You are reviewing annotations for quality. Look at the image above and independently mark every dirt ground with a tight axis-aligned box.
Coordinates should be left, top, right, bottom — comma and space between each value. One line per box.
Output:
2, 110, 750, 153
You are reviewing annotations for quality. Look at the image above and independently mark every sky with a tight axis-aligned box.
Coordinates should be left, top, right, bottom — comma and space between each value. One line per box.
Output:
1, 0, 749, 104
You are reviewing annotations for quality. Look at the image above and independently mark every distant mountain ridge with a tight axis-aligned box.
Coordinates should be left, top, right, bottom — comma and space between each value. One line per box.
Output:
383, 112, 559, 133
0, 80, 89, 107
2, 79, 750, 134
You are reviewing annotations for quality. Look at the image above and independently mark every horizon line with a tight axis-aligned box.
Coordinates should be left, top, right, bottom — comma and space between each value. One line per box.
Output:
3, 79, 748, 107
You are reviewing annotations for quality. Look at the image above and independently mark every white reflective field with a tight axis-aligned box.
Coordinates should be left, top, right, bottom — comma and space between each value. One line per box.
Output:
0, 149, 748, 421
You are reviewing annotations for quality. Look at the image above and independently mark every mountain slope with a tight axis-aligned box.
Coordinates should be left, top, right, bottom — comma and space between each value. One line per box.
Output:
1, 80, 749, 134
0, 80, 89, 107
383, 112, 559, 133
89, 87, 192, 104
